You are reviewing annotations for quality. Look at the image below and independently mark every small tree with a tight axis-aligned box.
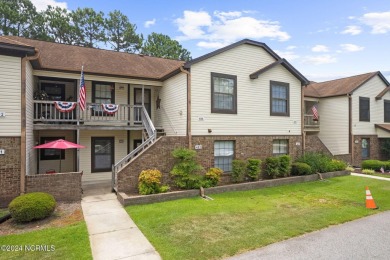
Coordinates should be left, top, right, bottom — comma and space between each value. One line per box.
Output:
170, 148, 204, 189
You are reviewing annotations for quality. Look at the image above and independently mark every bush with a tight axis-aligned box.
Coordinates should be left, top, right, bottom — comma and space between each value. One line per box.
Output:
247, 159, 261, 181
138, 169, 169, 195
279, 155, 291, 177
345, 166, 355, 172
296, 152, 335, 173
204, 168, 223, 187
170, 148, 204, 189
9, 192, 56, 222
264, 157, 280, 178
362, 169, 375, 175
362, 160, 390, 171
232, 160, 247, 183
291, 162, 312, 176
328, 159, 347, 172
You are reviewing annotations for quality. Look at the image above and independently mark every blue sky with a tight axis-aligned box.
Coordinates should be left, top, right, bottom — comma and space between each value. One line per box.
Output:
31, 0, 390, 81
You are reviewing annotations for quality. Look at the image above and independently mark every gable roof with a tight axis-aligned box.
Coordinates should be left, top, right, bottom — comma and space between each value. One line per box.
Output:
0, 36, 184, 81
0, 36, 35, 57
250, 59, 309, 86
304, 71, 390, 98
184, 39, 281, 69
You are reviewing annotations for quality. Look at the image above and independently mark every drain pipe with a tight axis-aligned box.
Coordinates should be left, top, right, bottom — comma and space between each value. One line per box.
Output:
20, 48, 40, 195
180, 67, 192, 149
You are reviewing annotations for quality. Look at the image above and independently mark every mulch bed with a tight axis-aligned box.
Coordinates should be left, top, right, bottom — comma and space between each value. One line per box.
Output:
0, 202, 83, 236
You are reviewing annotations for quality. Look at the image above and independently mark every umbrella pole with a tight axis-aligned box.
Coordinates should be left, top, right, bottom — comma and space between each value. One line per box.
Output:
60, 155, 62, 173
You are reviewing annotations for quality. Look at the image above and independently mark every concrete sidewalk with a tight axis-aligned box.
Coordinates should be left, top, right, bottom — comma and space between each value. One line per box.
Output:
81, 193, 161, 260
351, 172, 390, 181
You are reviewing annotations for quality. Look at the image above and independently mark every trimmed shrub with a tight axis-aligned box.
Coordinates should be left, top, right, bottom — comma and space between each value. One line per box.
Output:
170, 148, 204, 189
291, 162, 312, 176
295, 152, 332, 173
232, 160, 247, 183
345, 166, 355, 172
9, 192, 56, 222
247, 159, 261, 181
264, 157, 280, 178
279, 155, 292, 177
328, 159, 347, 172
362, 160, 390, 171
362, 169, 375, 175
138, 169, 169, 195
204, 168, 223, 187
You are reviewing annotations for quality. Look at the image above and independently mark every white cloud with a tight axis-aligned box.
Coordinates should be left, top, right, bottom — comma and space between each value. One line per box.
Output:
361, 11, 390, 34
174, 10, 290, 48
144, 19, 156, 28
303, 55, 337, 65
197, 41, 227, 49
311, 45, 329, 52
340, 43, 365, 52
175, 11, 212, 40
341, 25, 362, 35
30, 0, 67, 11
286, 45, 297, 50
275, 50, 299, 60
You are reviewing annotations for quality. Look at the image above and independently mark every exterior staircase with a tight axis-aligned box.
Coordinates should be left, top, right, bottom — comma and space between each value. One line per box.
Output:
111, 105, 157, 191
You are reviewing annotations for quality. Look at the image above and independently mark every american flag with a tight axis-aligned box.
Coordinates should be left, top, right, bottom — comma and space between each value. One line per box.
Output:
311, 104, 319, 121
79, 67, 86, 111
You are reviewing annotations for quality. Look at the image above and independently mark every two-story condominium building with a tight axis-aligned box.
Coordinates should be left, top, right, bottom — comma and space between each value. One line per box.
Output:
0, 36, 311, 202
304, 72, 390, 166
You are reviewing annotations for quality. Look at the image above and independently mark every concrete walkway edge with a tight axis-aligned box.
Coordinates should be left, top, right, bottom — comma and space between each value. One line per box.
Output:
351, 172, 390, 181
81, 193, 161, 260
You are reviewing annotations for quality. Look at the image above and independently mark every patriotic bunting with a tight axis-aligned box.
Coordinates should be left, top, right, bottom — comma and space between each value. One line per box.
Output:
101, 104, 119, 114
54, 101, 77, 112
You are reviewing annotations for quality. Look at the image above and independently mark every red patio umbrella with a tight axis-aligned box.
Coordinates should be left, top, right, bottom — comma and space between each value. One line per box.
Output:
34, 139, 86, 173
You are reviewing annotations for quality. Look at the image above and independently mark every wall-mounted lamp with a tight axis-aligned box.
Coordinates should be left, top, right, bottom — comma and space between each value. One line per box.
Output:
208, 129, 212, 133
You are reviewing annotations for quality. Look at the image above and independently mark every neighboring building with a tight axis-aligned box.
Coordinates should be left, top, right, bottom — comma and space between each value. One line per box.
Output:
304, 72, 390, 166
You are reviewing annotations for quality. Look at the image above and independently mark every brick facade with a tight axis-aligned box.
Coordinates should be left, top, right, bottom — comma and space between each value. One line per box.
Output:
117, 135, 303, 194
26, 172, 82, 201
304, 134, 332, 155
352, 135, 380, 167
0, 137, 21, 207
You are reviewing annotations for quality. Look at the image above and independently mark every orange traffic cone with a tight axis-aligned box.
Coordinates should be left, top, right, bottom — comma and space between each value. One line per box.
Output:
366, 186, 378, 209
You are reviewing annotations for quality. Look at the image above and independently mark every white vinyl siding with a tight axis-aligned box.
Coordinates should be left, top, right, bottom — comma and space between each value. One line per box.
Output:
190, 44, 302, 136
157, 73, 187, 136
37, 130, 76, 174
0, 55, 21, 136
352, 75, 389, 135
80, 130, 127, 182
317, 96, 349, 155
26, 61, 37, 174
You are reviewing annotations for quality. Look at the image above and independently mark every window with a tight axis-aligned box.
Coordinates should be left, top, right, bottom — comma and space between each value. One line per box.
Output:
40, 137, 65, 160
361, 138, 370, 159
359, 97, 370, 122
211, 73, 237, 114
92, 82, 115, 115
91, 137, 114, 172
270, 81, 289, 116
384, 100, 390, 123
214, 141, 234, 172
273, 139, 288, 155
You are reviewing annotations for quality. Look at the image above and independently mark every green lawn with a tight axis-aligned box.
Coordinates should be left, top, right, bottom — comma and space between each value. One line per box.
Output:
0, 221, 92, 260
126, 176, 390, 260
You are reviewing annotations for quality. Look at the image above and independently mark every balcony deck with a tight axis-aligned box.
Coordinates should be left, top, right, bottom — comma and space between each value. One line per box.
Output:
33, 101, 146, 130
304, 114, 320, 131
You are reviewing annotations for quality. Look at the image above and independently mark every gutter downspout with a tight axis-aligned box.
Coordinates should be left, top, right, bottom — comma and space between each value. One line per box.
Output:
348, 93, 353, 164
301, 84, 306, 156
20, 48, 40, 195
180, 67, 192, 149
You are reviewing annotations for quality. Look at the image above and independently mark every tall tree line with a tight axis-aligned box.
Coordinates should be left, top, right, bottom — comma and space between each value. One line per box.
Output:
0, 0, 191, 61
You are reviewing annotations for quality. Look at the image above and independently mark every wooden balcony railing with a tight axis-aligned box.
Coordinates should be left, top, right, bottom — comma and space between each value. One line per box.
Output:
33, 100, 144, 126
304, 114, 320, 130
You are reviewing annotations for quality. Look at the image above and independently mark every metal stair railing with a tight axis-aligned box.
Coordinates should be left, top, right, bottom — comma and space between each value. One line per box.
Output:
112, 105, 157, 191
